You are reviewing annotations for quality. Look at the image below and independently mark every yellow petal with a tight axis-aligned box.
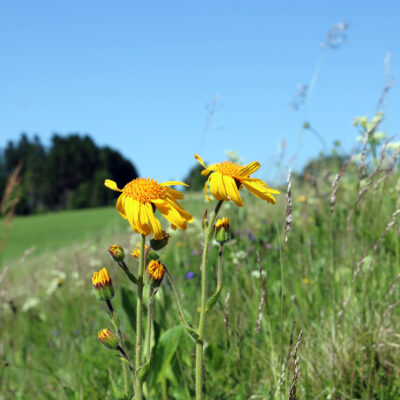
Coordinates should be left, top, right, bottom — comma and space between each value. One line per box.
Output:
204, 175, 211, 202
145, 203, 163, 239
116, 194, 127, 219
241, 178, 278, 204
166, 197, 194, 222
209, 173, 229, 201
238, 161, 260, 177
165, 187, 184, 200
161, 181, 189, 187
153, 199, 189, 230
104, 179, 122, 192
223, 175, 243, 207
194, 154, 206, 168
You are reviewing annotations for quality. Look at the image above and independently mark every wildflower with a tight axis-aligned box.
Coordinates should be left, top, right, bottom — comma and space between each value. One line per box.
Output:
150, 230, 171, 250
194, 154, 279, 206
215, 217, 231, 244
105, 178, 193, 239
98, 328, 119, 350
92, 268, 115, 301
147, 259, 165, 287
108, 245, 125, 262
130, 242, 159, 261
186, 271, 195, 280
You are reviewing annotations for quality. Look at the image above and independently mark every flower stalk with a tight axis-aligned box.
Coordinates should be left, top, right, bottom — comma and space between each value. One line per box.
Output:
135, 234, 146, 400
196, 200, 223, 400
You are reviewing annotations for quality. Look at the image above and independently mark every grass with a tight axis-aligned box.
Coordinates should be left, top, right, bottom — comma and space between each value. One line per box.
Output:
1, 169, 400, 399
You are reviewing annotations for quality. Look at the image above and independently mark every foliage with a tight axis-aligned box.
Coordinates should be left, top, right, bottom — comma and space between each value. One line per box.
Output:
0, 134, 138, 214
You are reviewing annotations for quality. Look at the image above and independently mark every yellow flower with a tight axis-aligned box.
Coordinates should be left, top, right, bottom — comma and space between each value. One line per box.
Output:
92, 267, 114, 301
105, 178, 193, 239
215, 217, 230, 229
194, 154, 279, 206
130, 242, 149, 259
147, 259, 165, 287
98, 328, 119, 349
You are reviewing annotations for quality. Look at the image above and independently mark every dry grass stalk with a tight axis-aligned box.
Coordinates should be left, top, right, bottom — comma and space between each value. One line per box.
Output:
330, 161, 348, 214
255, 252, 268, 336
0, 162, 22, 253
224, 292, 231, 346
388, 273, 400, 297
288, 329, 303, 400
336, 295, 351, 329
277, 320, 296, 391
374, 209, 400, 251
285, 169, 292, 244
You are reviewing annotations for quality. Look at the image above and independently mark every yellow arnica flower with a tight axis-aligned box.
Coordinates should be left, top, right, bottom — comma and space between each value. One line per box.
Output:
195, 154, 280, 206
147, 259, 165, 282
215, 217, 230, 229
130, 242, 149, 259
92, 267, 112, 289
105, 178, 193, 239
98, 328, 119, 349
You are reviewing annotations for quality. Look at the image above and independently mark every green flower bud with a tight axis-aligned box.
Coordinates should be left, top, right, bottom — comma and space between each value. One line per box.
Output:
92, 268, 115, 301
108, 245, 125, 262
147, 259, 165, 288
98, 328, 119, 350
150, 231, 171, 250
215, 217, 230, 244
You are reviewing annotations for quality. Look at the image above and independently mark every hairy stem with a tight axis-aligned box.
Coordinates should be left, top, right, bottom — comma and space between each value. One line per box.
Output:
196, 200, 223, 400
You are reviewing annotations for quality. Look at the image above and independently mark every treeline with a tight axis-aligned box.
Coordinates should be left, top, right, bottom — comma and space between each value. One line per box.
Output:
0, 134, 138, 215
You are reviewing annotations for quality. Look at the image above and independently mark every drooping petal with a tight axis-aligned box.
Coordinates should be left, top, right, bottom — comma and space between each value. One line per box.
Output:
165, 196, 194, 222
209, 172, 229, 201
241, 178, 279, 204
237, 161, 261, 177
204, 175, 212, 201
116, 194, 127, 219
144, 202, 163, 239
194, 154, 207, 168
104, 179, 122, 192
153, 199, 189, 230
223, 175, 243, 207
161, 181, 189, 187
137, 203, 151, 235
165, 187, 184, 200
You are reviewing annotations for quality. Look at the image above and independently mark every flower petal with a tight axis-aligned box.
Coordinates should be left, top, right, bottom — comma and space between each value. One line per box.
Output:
153, 199, 190, 230
105, 179, 122, 192
194, 154, 207, 168
204, 175, 212, 201
238, 161, 260, 177
241, 178, 279, 204
223, 175, 243, 207
161, 181, 189, 187
165, 187, 184, 199
116, 194, 127, 219
145, 203, 163, 239
209, 172, 229, 201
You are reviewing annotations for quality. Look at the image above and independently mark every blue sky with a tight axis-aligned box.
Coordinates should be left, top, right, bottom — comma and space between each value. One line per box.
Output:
1, 0, 399, 183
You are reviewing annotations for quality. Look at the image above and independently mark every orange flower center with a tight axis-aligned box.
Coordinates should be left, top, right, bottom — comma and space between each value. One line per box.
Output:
214, 161, 242, 177
123, 178, 166, 203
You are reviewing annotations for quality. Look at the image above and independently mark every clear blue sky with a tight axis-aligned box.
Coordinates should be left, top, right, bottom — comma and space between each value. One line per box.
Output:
1, 0, 399, 183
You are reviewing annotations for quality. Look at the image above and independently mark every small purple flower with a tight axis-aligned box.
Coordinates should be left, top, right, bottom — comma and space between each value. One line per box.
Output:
265, 243, 273, 249
246, 229, 255, 242
186, 271, 195, 280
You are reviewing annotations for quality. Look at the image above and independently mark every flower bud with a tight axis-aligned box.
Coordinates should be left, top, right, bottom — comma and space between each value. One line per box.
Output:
150, 231, 171, 250
98, 328, 119, 350
146, 259, 165, 288
92, 268, 115, 301
108, 245, 125, 262
130, 243, 159, 261
215, 217, 230, 244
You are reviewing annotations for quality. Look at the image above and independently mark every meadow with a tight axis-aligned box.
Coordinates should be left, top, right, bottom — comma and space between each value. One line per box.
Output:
1, 155, 400, 399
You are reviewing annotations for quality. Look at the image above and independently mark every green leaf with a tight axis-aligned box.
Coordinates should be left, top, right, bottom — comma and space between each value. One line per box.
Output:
121, 285, 136, 331
108, 368, 129, 400
149, 325, 185, 385
137, 355, 152, 383
206, 285, 223, 313
185, 326, 200, 342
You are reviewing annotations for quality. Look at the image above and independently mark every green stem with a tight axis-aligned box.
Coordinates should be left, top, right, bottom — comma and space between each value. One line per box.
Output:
118, 261, 138, 285
106, 300, 132, 396
165, 266, 191, 328
118, 346, 137, 390
135, 234, 146, 400
217, 244, 223, 292
146, 286, 153, 362
196, 200, 223, 400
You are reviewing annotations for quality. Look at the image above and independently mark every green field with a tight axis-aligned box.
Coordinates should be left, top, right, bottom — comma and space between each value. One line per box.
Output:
1, 174, 400, 399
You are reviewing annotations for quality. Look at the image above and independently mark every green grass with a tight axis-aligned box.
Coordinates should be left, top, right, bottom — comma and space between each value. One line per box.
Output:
1, 175, 400, 399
